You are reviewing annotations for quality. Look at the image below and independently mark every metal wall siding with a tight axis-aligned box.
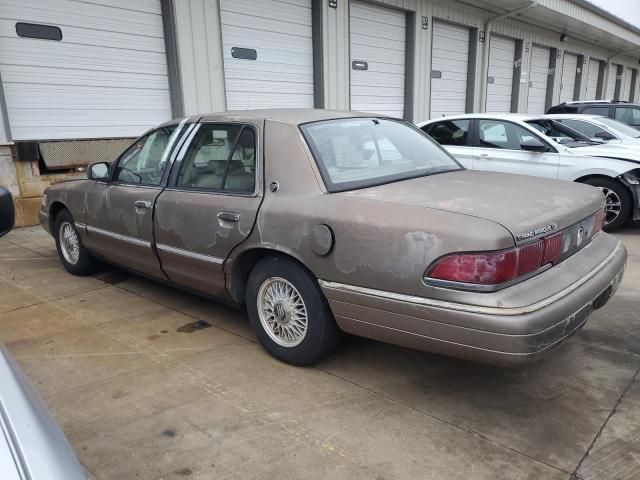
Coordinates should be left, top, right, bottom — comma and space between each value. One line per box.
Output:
622, 68, 633, 101
559, 52, 578, 103
220, 0, 314, 110
0, 0, 172, 140
430, 20, 469, 118
486, 35, 515, 113
349, 1, 406, 118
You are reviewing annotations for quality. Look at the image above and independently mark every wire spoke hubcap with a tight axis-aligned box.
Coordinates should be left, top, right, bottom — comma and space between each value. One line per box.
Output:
597, 187, 622, 225
257, 277, 308, 347
59, 221, 80, 265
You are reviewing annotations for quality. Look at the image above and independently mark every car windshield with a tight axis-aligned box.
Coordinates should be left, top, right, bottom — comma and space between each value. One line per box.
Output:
300, 118, 461, 192
596, 117, 640, 138
526, 119, 599, 147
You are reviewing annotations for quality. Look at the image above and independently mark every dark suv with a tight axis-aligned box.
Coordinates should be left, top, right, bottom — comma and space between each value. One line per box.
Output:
547, 100, 640, 130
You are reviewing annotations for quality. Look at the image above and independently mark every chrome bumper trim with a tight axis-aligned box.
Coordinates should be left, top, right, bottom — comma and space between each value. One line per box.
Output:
320, 241, 624, 317
156, 243, 224, 265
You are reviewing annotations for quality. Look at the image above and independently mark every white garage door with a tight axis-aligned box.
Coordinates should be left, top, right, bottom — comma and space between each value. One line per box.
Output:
585, 59, 600, 100
349, 1, 405, 118
431, 20, 469, 118
622, 68, 633, 101
486, 35, 515, 113
527, 45, 551, 114
559, 52, 578, 103
0, 0, 172, 140
606, 64, 619, 100
220, 0, 314, 110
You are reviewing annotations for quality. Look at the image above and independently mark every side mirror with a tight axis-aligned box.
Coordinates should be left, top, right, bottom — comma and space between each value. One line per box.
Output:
594, 130, 616, 141
521, 138, 547, 152
0, 186, 15, 238
87, 162, 110, 181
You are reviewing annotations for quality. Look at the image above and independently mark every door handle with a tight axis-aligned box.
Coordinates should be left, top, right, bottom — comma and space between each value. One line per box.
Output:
217, 211, 240, 222
134, 200, 152, 209
479, 153, 490, 157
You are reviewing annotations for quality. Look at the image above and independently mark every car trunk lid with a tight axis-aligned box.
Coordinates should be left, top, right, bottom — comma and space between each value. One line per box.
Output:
339, 170, 604, 244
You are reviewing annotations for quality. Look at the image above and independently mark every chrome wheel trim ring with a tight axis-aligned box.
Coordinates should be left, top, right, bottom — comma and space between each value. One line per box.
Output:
59, 221, 80, 265
257, 277, 308, 347
597, 187, 622, 225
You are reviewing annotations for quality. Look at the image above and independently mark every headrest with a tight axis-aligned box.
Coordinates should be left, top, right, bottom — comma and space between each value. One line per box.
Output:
211, 130, 228, 140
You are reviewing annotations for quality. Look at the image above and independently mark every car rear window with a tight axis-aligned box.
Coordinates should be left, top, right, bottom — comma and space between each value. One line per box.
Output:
300, 118, 462, 192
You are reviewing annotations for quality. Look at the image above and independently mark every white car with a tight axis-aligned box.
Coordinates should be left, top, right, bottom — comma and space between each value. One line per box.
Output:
418, 113, 640, 230
539, 114, 640, 145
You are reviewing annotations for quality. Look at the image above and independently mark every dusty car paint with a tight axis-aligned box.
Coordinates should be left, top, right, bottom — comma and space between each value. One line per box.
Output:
40, 109, 626, 366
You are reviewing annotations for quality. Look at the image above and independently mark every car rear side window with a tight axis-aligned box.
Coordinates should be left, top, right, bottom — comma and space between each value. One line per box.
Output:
477, 120, 537, 150
582, 106, 609, 116
176, 124, 256, 194
556, 119, 607, 138
422, 120, 470, 146
614, 107, 640, 125
301, 118, 461, 192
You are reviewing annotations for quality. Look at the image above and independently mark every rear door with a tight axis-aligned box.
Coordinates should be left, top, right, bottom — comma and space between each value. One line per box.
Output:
420, 119, 473, 168
154, 122, 262, 298
472, 119, 559, 178
83, 124, 183, 278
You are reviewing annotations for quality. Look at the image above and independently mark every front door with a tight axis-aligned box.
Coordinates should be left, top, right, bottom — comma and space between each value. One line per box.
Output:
473, 119, 559, 178
84, 125, 181, 278
154, 122, 262, 298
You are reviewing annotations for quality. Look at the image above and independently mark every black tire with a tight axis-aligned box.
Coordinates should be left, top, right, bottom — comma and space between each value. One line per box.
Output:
53, 209, 98, 275
583, 178, 631, 232
245, 256, 341, 366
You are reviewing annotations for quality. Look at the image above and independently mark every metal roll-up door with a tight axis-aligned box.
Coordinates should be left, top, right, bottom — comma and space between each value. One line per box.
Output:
349, 1, 406, 118
585, 59, 600, 99
220, 0, 314, 110
0, 0, 172, 140
606, 64, 619, 100
560, 52, 578, 103
622, 68, 633, 101
486, 35, 516, 113
527, 45, 551, 114
431, 20, 470, 118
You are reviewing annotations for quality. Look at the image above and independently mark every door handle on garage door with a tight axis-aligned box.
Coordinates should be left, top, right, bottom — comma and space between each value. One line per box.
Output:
217, 211, 240, 222
134, 200, 152, 209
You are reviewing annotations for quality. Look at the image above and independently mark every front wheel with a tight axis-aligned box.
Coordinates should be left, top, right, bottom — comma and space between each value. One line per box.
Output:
583, 178, 631, 231
246, 256, 341, 365
54, 210, 98, 275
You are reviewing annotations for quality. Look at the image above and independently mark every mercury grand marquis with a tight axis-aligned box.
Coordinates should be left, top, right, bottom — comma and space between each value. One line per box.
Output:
39, 110, 627, 366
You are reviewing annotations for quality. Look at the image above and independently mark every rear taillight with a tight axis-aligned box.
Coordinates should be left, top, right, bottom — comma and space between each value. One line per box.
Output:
593, 209, 605, 235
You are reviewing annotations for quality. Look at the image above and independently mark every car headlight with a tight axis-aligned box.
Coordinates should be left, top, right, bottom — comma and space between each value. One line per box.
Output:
622, 170, 640, 185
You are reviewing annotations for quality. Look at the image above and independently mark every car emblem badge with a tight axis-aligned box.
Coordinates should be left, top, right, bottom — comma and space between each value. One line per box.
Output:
515, 224, 556, 241
576, 227, 585, 247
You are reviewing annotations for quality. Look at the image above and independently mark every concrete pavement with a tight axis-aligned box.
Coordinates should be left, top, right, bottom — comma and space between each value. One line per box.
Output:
0, 226, 638, 480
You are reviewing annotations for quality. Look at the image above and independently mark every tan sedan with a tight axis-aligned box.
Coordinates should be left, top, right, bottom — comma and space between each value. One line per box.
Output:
39, 110, 626, 366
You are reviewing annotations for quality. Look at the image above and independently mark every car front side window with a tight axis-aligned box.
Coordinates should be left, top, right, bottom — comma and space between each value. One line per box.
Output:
113, 126, 177, 186
556, 119, 603, 138
176, 124, 256, 194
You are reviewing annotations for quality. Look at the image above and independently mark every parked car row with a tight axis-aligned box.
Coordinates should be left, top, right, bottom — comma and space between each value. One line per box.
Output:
420, 113, 640, 231
39, 109, 626, 370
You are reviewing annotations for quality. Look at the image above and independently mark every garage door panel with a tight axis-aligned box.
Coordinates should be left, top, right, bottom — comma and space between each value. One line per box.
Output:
349, 1, 405, 118
431, 20, 469, 118
527, 45, 550, 114
0, 0, 164, 36
221, 0, 314, 110
0, 0, 171, 140
560, 52, 578, 103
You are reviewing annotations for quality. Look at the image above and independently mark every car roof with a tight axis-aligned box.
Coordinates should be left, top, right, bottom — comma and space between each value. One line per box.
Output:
418, 113, 534, 126
197, 109, 383, 125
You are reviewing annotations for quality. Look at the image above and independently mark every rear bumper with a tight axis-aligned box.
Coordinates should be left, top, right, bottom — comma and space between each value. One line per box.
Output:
320, 240, 627, 367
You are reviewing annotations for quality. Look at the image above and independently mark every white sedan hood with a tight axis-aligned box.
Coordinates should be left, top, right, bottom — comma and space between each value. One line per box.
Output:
571, 143, 640, 164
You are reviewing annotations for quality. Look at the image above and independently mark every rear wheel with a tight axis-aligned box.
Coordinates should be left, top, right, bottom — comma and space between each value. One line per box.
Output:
583, 178, 631, 231
246, 256, 341, 365
54, 210, 98, 275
